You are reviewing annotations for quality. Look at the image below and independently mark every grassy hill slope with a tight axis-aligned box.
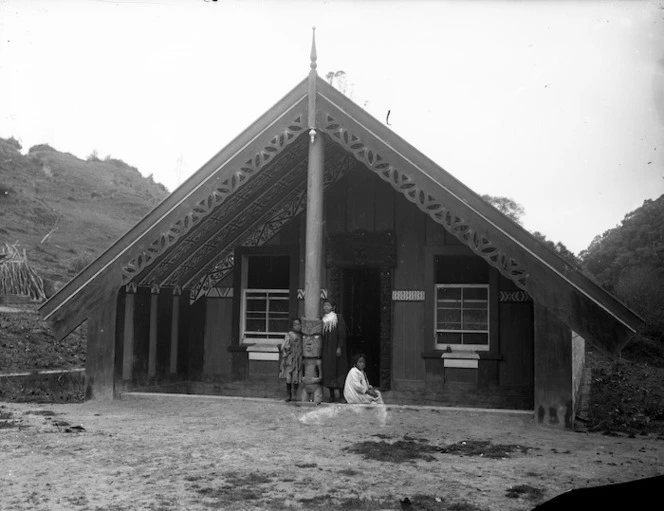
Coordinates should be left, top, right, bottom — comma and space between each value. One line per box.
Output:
0, 137, 169, 291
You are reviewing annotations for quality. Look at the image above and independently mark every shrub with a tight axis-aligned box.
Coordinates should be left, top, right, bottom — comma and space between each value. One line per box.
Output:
69, 254, 94, 275
28, 143, 57, 153
0, 136, 22, 151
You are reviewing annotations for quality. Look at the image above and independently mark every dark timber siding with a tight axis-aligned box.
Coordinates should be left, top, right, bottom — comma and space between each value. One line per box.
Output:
316, 165, 533, 407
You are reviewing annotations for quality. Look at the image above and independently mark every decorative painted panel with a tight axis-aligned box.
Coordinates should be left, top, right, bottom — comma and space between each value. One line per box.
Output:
499, 290, 532, 303
296, 288, 328, 300
320, 113, 530, 291
206, 287, 234, 298
189, 151, 357, 302
121, 112, 307, 284
392, 290, 425, 301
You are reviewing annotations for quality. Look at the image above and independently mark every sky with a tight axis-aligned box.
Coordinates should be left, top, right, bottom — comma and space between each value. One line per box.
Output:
1, 0, 663, 255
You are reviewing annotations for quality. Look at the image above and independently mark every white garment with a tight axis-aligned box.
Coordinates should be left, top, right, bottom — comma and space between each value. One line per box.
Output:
322, 311, 338, 332
343, 367, 383, 405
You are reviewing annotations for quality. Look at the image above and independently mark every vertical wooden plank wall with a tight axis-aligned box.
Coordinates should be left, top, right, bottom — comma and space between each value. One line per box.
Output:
156, 288, 173, 377
133, 288, 151, 378
345, 166, 375, 231
393, 193, 426, 383
203, 298, 233, 378
499, 302, 534, 387
86, 294, 117, 400
177, 294, 191, 376
325, 170, 347, 235
188, 298, 206, 379
534, 303, 573, 429
373, 176, 395, 231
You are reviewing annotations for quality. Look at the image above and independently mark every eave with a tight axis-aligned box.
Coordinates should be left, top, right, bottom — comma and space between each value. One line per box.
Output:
39, 75, 644, 356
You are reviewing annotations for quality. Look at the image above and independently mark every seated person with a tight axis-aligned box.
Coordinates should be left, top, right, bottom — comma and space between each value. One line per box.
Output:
343, 353, 384, 405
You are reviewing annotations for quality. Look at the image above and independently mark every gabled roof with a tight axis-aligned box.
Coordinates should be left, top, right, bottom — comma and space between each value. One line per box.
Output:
40, 76, 644, 355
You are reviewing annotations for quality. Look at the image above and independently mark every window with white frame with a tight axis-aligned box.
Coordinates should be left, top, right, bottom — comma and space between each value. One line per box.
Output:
435, 284, 489, 350
240, 255, 290, 344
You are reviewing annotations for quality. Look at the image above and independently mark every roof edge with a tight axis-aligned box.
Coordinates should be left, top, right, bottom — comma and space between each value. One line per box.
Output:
315, 77, 643, 336
39, 77, 310, 325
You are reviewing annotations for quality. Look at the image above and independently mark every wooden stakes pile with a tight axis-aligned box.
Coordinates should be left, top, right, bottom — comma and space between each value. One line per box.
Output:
0, 243, 47, 302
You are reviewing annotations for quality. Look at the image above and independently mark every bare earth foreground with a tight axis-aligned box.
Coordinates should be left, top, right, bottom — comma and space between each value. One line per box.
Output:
0, 394, 662, 511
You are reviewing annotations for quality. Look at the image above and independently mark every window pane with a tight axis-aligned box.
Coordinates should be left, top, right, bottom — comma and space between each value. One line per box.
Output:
246, 297, 266, 312
437, 287, 461, 301
463, 287, 487, 301
437, 332, 462, 345
463, 310, 488, 331
463, 332, 489, 345
246, 319, 266, 332
269, 318, 290, 333
438, 309, 462, 330
269, 296, 289, 313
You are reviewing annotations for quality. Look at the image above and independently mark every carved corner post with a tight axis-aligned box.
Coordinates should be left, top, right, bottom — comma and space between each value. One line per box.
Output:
170, 285, 181, 376
379, 266, 392, 390
301, 27, 324, 403
148, 283, 159, 378
122, 282, 137, 381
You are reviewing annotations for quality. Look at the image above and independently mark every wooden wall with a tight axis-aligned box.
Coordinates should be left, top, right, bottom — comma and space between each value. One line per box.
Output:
315, 164, 534, 405
392, 192, 426, 385
86, 294, 118, 400
117, 159, 536, 408
534, 303, 573, 428
203, 298, 233, 378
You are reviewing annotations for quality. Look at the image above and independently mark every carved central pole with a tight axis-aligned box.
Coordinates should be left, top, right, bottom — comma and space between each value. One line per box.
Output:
300, 28, 324, 403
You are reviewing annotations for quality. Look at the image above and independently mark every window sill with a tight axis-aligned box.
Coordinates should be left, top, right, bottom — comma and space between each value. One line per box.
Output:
421, 350, 503, 361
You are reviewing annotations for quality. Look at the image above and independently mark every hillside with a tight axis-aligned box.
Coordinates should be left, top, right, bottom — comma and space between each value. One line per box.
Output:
0, 137, 169, 292
0, 136, 169, 397
580, 195, 664, 290
579, 194, 664, 340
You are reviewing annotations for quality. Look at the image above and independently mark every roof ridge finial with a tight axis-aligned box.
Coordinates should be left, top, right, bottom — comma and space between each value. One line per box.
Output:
308, 27, 318, 141
310, 26, 317, 72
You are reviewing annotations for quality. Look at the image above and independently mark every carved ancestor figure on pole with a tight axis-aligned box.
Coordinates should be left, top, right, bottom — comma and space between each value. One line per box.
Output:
300, 320, 323, 403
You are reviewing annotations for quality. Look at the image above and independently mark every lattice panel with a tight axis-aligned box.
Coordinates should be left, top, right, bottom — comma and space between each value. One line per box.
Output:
189, 152, 356, 302
163, 158, 306, 288
320, 114, 530, 290
392, 290, 425, 301
120, 113, 306, 284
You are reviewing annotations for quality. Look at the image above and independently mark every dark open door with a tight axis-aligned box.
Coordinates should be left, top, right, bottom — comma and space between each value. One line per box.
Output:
342, 267, 381, 387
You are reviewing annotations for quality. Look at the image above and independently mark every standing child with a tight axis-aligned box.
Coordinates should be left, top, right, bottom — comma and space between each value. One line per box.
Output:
279, 318, 303, 402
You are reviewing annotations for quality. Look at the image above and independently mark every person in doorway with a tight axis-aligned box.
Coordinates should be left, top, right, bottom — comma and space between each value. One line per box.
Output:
321, 298, 348, 403
344, 353, 383, 405
279, 317, 303, 402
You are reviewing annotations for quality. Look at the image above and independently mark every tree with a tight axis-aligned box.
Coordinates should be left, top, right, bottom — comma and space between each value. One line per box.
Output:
580, 195, 664, 342
579, 196, 664, 289
481, 194, 525, 225
325, 70, 352, 98
87, 149, 100, 162
615, 265, 664, 340
1, 136, 22, 151
531, 231, 580, 267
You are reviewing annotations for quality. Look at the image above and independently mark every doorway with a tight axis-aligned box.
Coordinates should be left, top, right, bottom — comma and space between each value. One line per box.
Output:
342, 268, 381, 387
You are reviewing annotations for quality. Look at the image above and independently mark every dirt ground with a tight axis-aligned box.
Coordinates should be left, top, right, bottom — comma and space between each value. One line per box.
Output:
1, 394, 662, 511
